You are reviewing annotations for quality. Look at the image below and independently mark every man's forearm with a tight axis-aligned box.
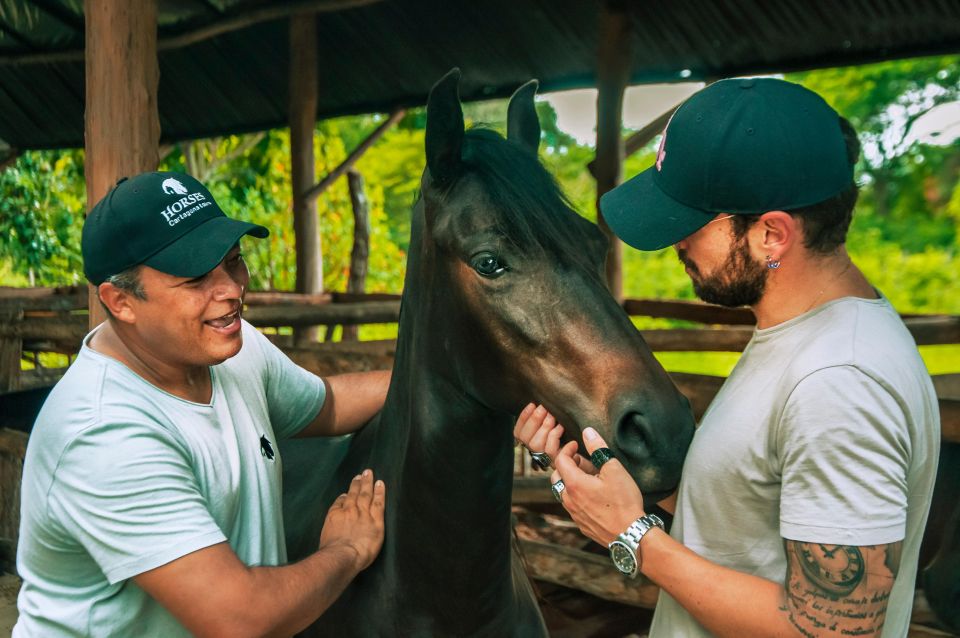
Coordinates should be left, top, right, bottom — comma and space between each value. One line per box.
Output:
241, 543, 363, 637
640, 528, 799, 638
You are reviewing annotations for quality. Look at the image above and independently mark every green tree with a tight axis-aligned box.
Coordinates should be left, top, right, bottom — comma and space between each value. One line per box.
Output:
0, 150, 85, 285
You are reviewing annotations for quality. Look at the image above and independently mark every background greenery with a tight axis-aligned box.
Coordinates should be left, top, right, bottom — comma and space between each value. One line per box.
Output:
2, 56, 957, 374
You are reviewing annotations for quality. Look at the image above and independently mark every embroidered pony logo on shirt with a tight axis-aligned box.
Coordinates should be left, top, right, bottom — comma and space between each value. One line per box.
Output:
260, 435, 275, 461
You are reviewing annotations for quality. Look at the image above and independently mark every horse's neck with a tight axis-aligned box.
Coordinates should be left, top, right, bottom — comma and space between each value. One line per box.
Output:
376, 349, 518, 594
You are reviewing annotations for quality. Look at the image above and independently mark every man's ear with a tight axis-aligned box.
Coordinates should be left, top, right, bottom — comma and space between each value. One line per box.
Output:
752, 211, 799, 262
97, 283, 138, 323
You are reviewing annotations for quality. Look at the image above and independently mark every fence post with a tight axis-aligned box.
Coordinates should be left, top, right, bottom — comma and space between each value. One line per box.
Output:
0, 310, 23, 393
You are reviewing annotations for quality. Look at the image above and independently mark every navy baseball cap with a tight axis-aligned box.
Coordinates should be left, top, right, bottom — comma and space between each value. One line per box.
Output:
82, 171, 268, 285
600, 78, 854, 251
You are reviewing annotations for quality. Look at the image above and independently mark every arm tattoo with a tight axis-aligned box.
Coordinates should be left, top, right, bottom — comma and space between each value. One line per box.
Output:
783, 540, 901, 637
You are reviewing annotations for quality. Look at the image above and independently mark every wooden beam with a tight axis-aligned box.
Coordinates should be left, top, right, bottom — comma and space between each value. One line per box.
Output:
941, 398, 960, 445
290, 12, 323, 344
0, 286, 87, 312
639, 327, 754, 352
513, 475, 556, 505
587, 105, 675, 179
588, 80, 713, 178
594, 1, 632, 300
1, 0, 385, 66
84, 0, 160, 329
624, 298, 755, 325
0, 428, 28, 565
0, 315, 88, 345
242, 301, 400, 327
303, 110, 406, 204
281, 340, 395, 376
245, 291, 333, 306
0, 326, 22, 393
518, 538, 660, 608
904, 316, 960, 346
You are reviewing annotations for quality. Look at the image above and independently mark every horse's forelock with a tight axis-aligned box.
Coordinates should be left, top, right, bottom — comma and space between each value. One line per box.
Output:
457, 128, 598, 263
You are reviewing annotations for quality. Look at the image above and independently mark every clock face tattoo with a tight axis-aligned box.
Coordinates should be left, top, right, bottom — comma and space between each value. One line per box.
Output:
797, 543, 865, 598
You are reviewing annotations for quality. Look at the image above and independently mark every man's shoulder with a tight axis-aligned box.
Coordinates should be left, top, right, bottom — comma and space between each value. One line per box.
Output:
777, 297, 917, 374
29, 351, 183, 467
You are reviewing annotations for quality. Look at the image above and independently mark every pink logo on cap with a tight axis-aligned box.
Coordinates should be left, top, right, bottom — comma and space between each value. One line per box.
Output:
655, 130, 667, 172
655, 109, 677, 173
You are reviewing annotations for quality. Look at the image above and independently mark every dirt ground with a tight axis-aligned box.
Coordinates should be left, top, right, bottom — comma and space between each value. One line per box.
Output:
0, 568, 954, 637
0, 574, 19, 637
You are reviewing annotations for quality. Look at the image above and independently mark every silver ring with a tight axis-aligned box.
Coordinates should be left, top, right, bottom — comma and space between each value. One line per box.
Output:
529, 450, 552, 470
550, 479, 565, 503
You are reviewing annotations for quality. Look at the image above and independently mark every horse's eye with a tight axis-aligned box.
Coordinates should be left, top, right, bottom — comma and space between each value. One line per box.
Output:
471, 252, 508, 278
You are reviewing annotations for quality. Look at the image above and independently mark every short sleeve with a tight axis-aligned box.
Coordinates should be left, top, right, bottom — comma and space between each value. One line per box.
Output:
778, 365, 910, 545
47, 422, 227, 584
245, 323, 326, 439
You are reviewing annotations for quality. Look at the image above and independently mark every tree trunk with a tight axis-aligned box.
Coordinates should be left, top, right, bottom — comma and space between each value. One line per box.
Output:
342, 169, 370, 341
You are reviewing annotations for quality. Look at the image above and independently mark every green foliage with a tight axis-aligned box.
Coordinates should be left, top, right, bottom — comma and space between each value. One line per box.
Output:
0, 150, 85, 285
0, 56, 956, 366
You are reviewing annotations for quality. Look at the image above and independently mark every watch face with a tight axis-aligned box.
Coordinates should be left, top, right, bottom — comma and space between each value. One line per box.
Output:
610, 542, 637, 575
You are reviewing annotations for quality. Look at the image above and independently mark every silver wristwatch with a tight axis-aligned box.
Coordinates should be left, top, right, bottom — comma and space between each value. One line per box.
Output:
608, 513, 664, 578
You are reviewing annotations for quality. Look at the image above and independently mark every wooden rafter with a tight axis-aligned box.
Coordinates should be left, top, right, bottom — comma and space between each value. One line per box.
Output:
0, 0, 385, 65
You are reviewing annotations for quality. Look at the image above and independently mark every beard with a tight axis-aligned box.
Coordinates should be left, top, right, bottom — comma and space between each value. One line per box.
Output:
678, 235, 768, 307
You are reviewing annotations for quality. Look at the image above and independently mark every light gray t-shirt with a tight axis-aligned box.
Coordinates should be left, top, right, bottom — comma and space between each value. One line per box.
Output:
650, 296, 940, 638
15, 320, 325, 637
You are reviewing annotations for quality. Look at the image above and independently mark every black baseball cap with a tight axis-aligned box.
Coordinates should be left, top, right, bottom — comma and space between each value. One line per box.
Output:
600, 78, 854, 251
82, 171, 268, 285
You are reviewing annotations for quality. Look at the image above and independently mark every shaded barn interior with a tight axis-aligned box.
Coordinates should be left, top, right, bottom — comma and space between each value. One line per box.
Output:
1, 0, 960, 635
1, 0, 960, 150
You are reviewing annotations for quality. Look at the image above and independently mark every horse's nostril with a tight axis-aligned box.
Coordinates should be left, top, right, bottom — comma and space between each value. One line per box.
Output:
615, 411, 653, 460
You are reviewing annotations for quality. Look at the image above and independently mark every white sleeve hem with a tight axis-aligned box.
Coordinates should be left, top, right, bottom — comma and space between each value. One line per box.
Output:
780, 520, 904, 546
104, 528, 227, 584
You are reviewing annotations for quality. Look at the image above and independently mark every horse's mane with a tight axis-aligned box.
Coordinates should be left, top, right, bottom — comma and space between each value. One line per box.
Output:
457, 127, 603, 266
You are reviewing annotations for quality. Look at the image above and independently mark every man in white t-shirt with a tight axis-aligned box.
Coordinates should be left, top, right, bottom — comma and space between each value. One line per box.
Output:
514, 79, 939, 637
16, 171, 391, 637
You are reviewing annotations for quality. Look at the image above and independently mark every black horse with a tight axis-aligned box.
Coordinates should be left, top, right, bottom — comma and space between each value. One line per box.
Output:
284, 69, 696, 637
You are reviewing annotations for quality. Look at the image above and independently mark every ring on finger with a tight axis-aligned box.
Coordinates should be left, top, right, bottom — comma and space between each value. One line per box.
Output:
550, 479, 566, 503
529, 450, 552, 470
590, 447, 616, 470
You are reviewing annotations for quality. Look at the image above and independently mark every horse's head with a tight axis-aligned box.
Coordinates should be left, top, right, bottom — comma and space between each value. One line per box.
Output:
406, 69, 694, 502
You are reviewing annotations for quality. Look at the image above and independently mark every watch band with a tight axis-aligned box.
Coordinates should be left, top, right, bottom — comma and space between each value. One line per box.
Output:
624, 513, 664, 545
619, 513, 664, 568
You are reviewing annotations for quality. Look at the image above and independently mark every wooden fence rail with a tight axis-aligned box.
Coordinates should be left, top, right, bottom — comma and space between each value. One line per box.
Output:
1, 287, 958, 442
1, 286, 959, 614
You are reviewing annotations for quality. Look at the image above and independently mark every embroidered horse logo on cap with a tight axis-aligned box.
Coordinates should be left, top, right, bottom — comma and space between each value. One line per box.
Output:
161, 178, 189, 195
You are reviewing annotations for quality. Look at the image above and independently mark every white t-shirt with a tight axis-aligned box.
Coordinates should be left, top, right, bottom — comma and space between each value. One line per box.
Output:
15, 320, 325, 637
650, 296, 940, 638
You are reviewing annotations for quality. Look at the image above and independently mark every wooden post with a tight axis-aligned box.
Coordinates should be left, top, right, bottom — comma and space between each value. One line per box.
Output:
84, 0, 161, 329
290, 13, 323, 345
0, 310, 21, 393
342, 169, 370, 341
0, 428, 28, 569
594, 1, 632, 300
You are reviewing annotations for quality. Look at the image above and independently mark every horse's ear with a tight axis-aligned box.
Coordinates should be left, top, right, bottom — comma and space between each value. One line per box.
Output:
425, 68, 465, 186
507, 79, 540, 152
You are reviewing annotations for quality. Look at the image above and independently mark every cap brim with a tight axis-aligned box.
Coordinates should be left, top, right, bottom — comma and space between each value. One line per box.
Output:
600, 168, 716, 251
144, 216, 269, 278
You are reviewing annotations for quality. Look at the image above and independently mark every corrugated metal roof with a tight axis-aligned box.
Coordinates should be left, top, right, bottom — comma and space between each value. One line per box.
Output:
1, 0, 959, 150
